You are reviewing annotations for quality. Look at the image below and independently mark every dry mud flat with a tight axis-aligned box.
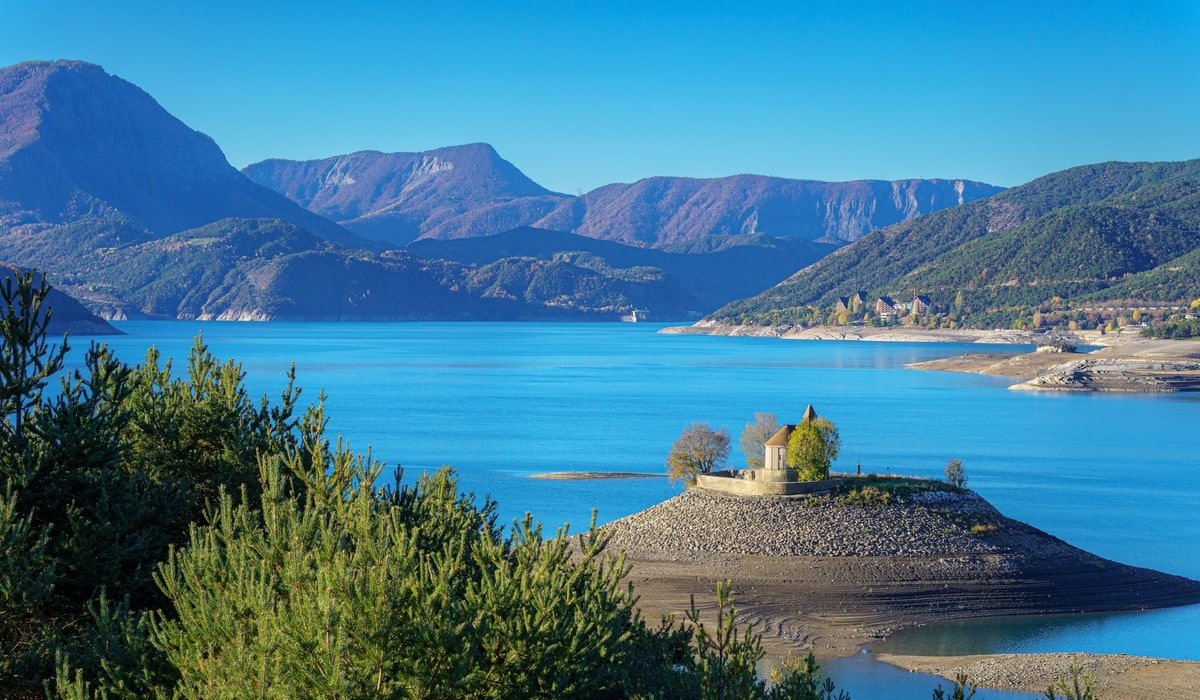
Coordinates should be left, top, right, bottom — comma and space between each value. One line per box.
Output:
603, 488, 1200, 697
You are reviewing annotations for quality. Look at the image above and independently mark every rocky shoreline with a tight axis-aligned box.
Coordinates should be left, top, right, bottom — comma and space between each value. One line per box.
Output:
909, 337, 1200, 392
605, 488, 1007, 559
603, 486, 1200, 697
664, 321, 1200, 392
660, 321, 1076, 345
529, 471, 660, 480
879, 652, 1200, 698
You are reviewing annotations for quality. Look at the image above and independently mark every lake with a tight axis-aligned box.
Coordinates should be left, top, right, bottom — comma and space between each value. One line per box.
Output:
70, 321, 1200, 696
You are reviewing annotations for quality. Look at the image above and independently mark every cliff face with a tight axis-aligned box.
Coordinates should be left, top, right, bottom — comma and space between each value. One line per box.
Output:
0, 60, 364, 247
534, 175, 1000, 247
245, 149, 1003, 248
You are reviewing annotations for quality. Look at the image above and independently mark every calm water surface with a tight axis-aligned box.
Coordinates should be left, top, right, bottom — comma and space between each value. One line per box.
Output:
74, 321, 1200, 683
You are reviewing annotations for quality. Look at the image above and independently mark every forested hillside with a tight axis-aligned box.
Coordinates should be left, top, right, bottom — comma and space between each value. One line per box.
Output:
4, 217, 718, 321
707, 159, 1200, 328
411, 227, 839, 312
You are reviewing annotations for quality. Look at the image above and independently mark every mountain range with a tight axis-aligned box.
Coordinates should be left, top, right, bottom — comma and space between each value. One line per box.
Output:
12, 57, 1191, 328
244, 148, 1002, 248
0, 59, 1002, 322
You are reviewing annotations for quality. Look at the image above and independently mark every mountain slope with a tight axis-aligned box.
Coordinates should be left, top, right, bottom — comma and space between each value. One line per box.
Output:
411, 226, 838, 311
707, 159, 1200, 326
0, 60, 367, 248
28, 217, 532, 321
245, 150, 1002, 248
1086, 246, 1200, 303
8, 218, 705, 321
243, 145, 565, 246
0, 264, 119, 334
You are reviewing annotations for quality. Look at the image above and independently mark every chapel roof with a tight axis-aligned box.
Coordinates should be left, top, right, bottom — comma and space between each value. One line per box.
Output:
764, 405, 819, 446
765, 425, 795, 447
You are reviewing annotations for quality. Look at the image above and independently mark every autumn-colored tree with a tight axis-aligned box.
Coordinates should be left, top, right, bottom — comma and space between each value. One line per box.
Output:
945, 458, 967, 489
739, 412, 779, 470
666, 423, 731, 484
785, 418, 840, 481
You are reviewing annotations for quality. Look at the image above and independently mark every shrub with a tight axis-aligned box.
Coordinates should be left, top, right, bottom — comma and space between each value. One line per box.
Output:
838, 486, 893, 508
969, 522, 998, 536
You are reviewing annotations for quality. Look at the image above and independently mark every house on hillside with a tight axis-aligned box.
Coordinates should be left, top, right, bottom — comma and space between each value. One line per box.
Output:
850, 291, 868, 313
912, 295, 932, 315
875, 296, 897, 317
836, 297, 851, 313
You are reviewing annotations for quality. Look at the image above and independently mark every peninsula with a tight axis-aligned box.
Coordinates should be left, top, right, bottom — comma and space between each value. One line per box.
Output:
663, 323, 1200, 392
602, 475, 1200, 696
908, 334, 1200, 392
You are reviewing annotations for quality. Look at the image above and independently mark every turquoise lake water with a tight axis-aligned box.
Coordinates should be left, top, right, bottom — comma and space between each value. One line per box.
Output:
70, 321, 1200, 697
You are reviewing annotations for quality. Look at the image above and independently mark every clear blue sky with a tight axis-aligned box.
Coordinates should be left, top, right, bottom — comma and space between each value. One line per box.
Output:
4, 1, 1198, 194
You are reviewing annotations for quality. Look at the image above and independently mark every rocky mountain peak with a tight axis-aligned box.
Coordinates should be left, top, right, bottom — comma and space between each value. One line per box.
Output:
0, 59, 365, 247
1, 60, 230, 181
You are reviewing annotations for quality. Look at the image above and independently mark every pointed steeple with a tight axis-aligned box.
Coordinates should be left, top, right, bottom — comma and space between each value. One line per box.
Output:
802, 404, 817, 423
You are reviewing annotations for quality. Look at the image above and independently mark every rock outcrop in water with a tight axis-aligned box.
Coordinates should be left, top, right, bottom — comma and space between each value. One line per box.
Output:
1010, 357, 1200, 392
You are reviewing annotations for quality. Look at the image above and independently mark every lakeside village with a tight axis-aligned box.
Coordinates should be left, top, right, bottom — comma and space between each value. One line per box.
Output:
726, 289, 1200, 334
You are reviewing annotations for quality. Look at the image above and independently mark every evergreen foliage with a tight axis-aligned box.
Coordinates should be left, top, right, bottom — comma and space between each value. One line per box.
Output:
683, 582, 848, 700
146, 441, 684, 698
1042, 665, 1096, 700
785, 419, 840, 482
931, 672, 977, 699
1141, 317, 1200, 339
0, 270, 304, 695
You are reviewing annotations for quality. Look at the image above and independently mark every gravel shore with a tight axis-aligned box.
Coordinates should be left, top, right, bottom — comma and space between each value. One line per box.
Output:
878, 652, 1200, 699
604, 489, 1005, 559
603, 486, 1200, 696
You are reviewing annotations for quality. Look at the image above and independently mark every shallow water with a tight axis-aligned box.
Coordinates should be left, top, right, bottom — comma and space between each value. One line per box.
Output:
71, 321, 1200, 672
823, 655, 1039, 699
